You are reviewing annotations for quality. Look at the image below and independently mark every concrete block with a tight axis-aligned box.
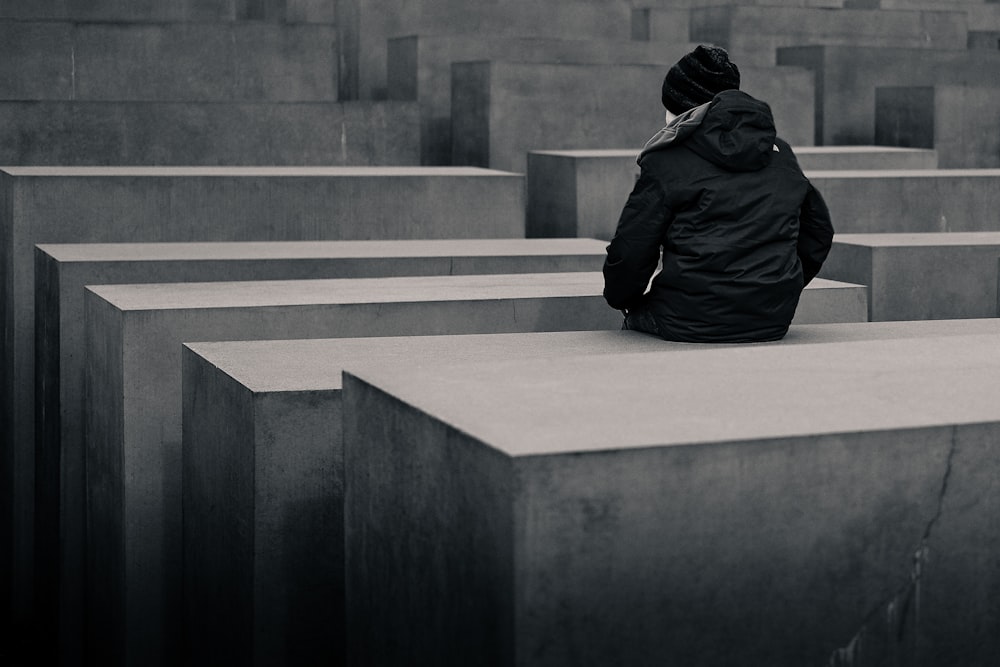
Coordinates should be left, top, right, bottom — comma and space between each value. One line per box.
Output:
876, 85, 1000, 168
0, 21, 337, 103
968, 30, 1000, 49
387, 35, 698, 165
0, 0, 334, 22
84, 270, 863, 665
691, 6, 968, 66
452, 61, 813, 173
805, 169, 1000, 233
82, 272, 620, 666
776, 45, 1000, 145
0, 100, 419, 165
181, 317, 998, 665
820, 232, 1000, 320
0, 164, 522, 652
343, 334, 1000, 665
33, 238, 604, 664
526, 146, 938, 239
336, 0, 632, 100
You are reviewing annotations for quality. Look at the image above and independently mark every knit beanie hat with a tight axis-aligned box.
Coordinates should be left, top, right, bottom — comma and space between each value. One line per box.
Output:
661, 45, 741, 115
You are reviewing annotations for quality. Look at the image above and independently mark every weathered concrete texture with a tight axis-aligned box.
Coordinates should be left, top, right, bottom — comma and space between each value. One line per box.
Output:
805, 169, 1000, 233
0, 100, 419, 165
387, 35, 698, 165
343, 334, 1000, 666
336, 0, 633, 100
876, 84, 1000, 168
690, 6, 968, 66
968, 29, 1000, 49
452, 61, 813, 173
181, 317, 1000, 665
777, 45, 1000, 145
0, 21, 338, 102
33, 238, 604, 665
1, 165, 522, 658
820, 232, 1000, 321
0, 0, 334, 22
526, 147, 938, 239
84, 271, 864, 665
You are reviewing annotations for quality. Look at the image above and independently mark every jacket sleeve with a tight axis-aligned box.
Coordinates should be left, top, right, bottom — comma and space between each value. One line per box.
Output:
797, 182, 835, 286
603, 168, 670, 311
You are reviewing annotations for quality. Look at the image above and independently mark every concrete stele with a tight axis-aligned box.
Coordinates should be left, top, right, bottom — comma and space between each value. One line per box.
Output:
820, 231, 1000, 320
526, 147, 939, 239
805, 169, 1000, 233
343, 333, 1000, 665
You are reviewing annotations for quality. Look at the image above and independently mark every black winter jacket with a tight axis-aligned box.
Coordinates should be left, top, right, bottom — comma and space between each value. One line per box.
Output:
603, 89, 834, 343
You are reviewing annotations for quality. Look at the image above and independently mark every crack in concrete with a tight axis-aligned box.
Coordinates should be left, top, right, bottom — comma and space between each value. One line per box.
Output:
826, 428, 958, 667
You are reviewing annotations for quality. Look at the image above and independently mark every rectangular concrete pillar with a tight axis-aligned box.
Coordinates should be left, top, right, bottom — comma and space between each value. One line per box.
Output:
452, 61, 814, 173
805, 169, 1000, 233
820, 232, 1000, 320
34, 238, 605, 664
690, 6, 967, 66
387, 35, 698, 165
0, 100, 420, 165
182, 317, 1000, 666
0, 164, 523, 655
85, 271, 863, 665
776, 45, 1000, 145
343, 334, 1000, 665
526, 147, 938, 239
0, 21, 338, 102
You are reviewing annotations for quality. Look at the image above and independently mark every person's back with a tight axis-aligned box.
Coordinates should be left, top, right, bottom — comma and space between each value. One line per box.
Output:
603, 45, 834, 343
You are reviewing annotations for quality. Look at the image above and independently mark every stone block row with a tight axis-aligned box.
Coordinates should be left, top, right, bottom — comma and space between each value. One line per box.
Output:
0, 0, 333, 22
1, 166, 523, 662
32, 238, 606, 663
179, 320, 1000, 664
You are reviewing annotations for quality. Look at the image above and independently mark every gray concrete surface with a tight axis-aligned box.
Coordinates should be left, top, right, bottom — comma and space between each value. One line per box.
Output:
777, 45, 1000, 145
820, 232, 1000, 320
0, 100, 420, 165
806, 169, 1000, 233
0, 164, 523, 657
0, 21, 338, 102
876, 84, 1000, 168
33, 237, 605, 664
343, 333, 1000, 665
337, 0, 632, 100
526, 147, 939, 239
181, 317, 1000, 666
451, 60, 814, 173
0, 0, 333, 21
690, 6, 968, 65
387, 35, 698, 165
84, 270, 862, 665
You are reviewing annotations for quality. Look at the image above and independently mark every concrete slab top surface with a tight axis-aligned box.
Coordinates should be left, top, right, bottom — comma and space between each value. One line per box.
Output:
530, 146, 935, 158
344, 333, 1000, 456
833, 232, 1000, 247
805, 168, 1000, 178
189, 319, 1000, 393
0, 165, 519, 178
38, 238, 607, 262
87, 274, 856, 311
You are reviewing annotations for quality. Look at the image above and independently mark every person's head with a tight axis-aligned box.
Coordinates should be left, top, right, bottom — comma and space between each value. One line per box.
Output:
661, 45, 741, 116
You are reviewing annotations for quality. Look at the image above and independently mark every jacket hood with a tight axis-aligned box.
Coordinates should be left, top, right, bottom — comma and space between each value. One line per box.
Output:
639, 90, 776, 172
